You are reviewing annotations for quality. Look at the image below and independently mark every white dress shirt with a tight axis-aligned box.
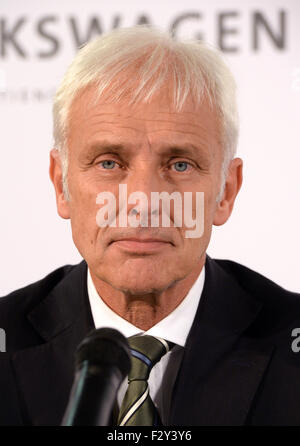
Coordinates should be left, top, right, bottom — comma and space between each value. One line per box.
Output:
87, 266, 205, 425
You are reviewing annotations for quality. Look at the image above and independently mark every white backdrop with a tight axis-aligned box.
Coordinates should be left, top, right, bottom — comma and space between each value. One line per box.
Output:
0, 0, 299, 295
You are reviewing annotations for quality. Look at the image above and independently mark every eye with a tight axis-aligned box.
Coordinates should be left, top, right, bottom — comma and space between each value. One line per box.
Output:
98, 160, 118, 169
172, 161, 190, 172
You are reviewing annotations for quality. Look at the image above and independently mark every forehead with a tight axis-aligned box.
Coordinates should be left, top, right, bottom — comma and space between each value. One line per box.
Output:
67, 84, 221, 152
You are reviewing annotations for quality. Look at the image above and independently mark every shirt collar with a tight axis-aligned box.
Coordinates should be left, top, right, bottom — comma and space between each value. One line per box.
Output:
87, 266, 205, 347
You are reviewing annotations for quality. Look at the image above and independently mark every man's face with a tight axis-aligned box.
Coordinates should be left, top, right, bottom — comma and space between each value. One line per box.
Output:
51, 85, 240, 295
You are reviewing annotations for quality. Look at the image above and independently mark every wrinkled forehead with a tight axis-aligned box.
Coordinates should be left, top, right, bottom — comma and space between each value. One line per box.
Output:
67, 83, 223, 164
69, 81, 220, 130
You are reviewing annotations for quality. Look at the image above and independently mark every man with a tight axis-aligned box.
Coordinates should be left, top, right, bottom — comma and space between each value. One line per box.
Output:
0, 26, 300, 426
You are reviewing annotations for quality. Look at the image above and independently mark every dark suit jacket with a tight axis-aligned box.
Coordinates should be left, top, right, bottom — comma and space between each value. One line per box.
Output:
1, 255, 300, 426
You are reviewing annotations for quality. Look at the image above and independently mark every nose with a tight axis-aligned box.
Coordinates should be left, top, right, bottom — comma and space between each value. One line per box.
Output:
126, 162, 162, 227
118, 154, 178, 229
128, 161, 162, 194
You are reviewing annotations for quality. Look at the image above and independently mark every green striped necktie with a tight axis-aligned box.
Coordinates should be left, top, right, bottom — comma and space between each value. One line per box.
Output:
117, 334, 173, 426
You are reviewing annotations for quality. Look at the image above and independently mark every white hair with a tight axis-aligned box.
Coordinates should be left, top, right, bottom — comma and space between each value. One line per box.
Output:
53, 25, 239, 201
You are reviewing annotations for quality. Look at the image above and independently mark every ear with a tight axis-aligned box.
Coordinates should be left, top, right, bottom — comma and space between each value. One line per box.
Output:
49, 148, 70, 219
213, 157, 243, 226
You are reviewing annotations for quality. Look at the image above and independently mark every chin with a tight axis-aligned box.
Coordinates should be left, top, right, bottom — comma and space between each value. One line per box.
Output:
105, 268, 176, 295
92, 254, 190, 295
117, 283, 170, 296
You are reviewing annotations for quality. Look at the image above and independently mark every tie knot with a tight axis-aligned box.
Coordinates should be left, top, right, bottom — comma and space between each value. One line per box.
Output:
127, 335, 172, 381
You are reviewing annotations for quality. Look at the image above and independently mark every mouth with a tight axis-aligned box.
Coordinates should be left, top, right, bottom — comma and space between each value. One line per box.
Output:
109, 237, 173, 253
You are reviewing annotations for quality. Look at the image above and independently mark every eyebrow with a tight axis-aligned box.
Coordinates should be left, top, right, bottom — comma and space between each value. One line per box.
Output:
80, 141, 212, 166
160, 145, 205, 158
164, 145, 212, 169
79, 143, 125, 164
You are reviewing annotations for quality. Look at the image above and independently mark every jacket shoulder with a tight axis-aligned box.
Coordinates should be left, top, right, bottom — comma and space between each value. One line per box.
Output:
213, 257, 300, 333
0, 263, 79, 328
214, 257, 299, 299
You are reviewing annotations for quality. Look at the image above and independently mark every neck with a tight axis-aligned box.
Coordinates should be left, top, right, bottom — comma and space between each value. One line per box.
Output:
89, 256, 205, 330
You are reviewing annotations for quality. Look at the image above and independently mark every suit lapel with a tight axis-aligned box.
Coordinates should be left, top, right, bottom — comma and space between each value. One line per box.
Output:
10, 256, 274, 425
170, 255, 274, 426
11, 261, 95, 426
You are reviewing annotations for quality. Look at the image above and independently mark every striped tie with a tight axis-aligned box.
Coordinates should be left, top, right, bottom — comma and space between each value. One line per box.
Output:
117, 335, 172, 426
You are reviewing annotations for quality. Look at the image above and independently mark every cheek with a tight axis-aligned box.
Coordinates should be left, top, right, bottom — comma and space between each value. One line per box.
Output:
179, 189, 216, 255
70, 213, 98, 254
202, 179, 219, 219
182, 185, 217, 232
68, 191, 101, 253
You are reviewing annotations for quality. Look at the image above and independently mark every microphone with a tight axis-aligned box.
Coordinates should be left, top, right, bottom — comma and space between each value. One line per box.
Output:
61, 327, 131, 426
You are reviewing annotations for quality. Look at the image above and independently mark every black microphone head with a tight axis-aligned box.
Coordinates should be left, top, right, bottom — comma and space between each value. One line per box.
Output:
75, 327, 131, 379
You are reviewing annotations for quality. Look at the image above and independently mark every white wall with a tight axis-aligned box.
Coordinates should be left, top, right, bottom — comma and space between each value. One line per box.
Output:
0, 0, 299, 295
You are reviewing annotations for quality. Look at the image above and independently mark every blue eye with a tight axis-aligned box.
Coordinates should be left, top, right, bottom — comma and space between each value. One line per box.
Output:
173, 161, 188, 172
101, 160, 116, 169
